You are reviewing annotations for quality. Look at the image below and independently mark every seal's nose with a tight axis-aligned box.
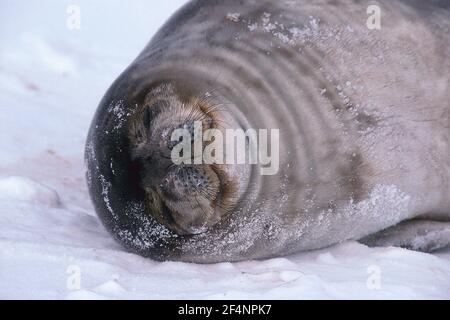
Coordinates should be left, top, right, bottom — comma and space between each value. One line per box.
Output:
142, 152, 172, 187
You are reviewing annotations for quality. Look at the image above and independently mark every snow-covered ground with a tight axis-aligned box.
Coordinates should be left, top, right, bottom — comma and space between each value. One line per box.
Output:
0, 0, 449, 299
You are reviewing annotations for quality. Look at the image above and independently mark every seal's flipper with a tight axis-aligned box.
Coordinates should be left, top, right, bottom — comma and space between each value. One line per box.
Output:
360, 219, 450, 252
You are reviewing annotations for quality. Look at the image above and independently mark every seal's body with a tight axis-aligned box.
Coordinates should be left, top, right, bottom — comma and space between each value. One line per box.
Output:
86, 0, 450, 263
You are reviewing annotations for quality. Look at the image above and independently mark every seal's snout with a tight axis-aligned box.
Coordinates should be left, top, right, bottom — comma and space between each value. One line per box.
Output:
157, 165, 222, 235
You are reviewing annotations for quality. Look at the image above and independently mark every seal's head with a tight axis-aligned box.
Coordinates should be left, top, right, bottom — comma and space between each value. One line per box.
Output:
128, 83, 239, 235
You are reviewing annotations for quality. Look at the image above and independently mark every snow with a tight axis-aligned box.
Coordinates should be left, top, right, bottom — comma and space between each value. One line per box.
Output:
0, 0, 449, 300
0, 176, 60, 206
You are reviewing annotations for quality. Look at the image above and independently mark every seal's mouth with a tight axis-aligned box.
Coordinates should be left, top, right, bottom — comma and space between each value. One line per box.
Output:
158, 196, 219, 235
153, 164, 224, 235
157, 195, 215, 236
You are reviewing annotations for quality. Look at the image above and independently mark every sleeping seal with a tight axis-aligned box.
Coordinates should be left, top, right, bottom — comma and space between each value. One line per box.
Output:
86, 0, 450, 263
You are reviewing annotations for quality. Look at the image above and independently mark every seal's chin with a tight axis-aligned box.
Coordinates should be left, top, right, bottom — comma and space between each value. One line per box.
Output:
160, 194, 221, 235
154, 165, 223, 235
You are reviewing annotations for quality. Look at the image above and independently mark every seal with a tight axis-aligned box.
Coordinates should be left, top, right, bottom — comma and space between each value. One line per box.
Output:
86, 0, 450, 263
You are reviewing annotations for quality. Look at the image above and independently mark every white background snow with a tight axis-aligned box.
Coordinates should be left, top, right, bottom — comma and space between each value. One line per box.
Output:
0, 0, 449, 299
